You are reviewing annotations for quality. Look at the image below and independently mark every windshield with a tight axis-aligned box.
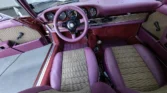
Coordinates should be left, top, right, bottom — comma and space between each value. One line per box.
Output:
26, 0, 79, 14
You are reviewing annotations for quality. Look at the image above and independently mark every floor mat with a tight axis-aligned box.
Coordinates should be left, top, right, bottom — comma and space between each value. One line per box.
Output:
0, 44, 51, 93
0, 54, 20, 76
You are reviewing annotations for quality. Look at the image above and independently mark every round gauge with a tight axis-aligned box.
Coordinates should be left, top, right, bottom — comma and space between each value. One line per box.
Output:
89, 7, 97, 17
59, 12, 67, 21
45, 12, 54, 21
67, 10, 78, 18
81, 8, 88, 15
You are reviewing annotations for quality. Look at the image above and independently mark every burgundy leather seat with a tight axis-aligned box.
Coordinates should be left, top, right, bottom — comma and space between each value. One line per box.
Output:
104, 44, 167, 93
50, 48, 99, 92
19, 82, 116, 93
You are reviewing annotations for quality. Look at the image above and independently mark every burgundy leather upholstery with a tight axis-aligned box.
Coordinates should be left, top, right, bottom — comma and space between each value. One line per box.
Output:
157, 4, 167, 15
0, 48, 22, 58
104, 44, 166, 93
50, 47, 99, 92
19, 82, 116, 93
138, 28, 167, 65
50, 52, 62, 90
19, 86, 52, 93
0, 41, 22, 58
134, 44, 166, 86
13, 38, 45, 52
163, 0, 167, 4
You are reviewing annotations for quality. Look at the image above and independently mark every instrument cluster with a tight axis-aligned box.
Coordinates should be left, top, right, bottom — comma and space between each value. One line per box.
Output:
45, 7, 97, 21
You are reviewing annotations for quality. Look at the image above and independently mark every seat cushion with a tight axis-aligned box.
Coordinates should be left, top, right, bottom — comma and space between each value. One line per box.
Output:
104, 44, 166, 93
50, 48, 98, 92
141, 85, 167, 93
19, 82, 116, 93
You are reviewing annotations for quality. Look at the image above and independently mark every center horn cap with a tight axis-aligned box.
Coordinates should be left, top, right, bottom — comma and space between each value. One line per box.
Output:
67, 21, 75, 29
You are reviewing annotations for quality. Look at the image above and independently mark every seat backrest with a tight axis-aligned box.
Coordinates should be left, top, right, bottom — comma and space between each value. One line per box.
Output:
19, 83, 116, 93
0, 19, 42, 44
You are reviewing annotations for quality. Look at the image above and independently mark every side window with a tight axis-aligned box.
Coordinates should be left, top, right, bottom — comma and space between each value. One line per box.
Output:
0, 1, 29, 17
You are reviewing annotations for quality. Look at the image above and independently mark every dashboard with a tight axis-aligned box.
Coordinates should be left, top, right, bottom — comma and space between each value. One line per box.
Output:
44, 7, 97, 22
35, 0, 162, 32
37, 0, 161, 23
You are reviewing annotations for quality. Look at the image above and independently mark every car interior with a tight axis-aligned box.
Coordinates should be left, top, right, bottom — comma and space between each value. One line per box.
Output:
0, 0, 167, 93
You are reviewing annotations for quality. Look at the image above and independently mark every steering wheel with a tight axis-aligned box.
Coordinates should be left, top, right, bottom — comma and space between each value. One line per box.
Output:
53, 6, 88, 42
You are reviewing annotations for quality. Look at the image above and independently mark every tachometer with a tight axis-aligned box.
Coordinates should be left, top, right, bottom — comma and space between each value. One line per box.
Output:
89, 7, 97, 17
67, 10, 78, 18
59, 12, 67, 21
81, 8, 88, 16
45, 12, 54, 21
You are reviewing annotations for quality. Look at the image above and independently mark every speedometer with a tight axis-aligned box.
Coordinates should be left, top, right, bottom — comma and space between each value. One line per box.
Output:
59, 12, 67, 21
45, 12, 54, 21
89, 7, 97, 17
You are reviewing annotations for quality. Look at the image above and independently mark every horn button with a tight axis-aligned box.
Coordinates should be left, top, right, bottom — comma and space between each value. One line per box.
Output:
67, 21, 77, 31
62, 17, 80, 34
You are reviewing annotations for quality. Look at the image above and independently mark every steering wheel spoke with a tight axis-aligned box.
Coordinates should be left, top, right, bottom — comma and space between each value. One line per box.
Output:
71, 34, 76, 39
62, 22, 67, 28
80, 19, 85, 24
58, 27, 69, 32
77, 19, 85, 27
55, 22, 62, 27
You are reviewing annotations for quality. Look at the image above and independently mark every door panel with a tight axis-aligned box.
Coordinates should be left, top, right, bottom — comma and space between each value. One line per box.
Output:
0, 26, 41, 44
160, 28, 167, 48
138, 4, 167, 63
142, 12, 167, 39
0, 19, 42, 44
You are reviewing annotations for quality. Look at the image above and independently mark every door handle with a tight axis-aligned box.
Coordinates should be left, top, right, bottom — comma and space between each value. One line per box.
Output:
154, 21, 161, 31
